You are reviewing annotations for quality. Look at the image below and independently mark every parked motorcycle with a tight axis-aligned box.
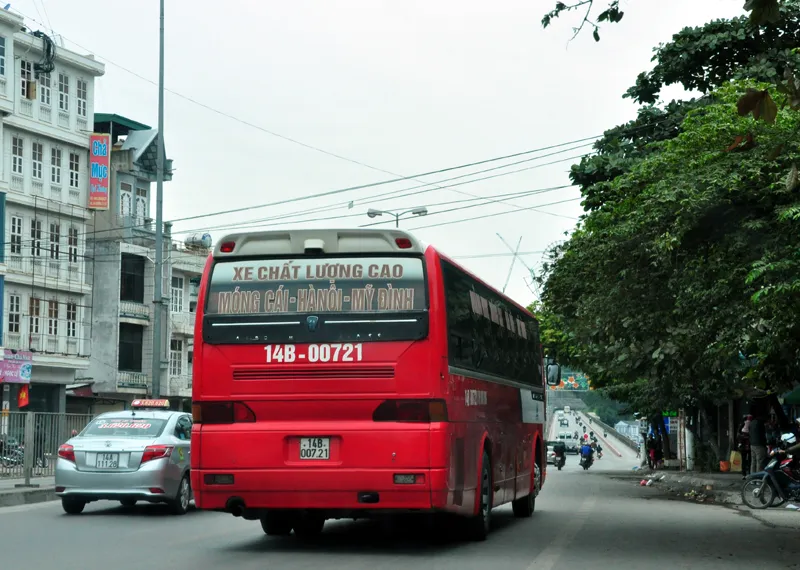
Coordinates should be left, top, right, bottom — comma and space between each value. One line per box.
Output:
742, 433, 800, 509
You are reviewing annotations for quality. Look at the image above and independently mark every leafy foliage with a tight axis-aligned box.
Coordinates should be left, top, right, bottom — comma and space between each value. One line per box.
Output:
541, 82, 800, 416
542, 0, 784, 41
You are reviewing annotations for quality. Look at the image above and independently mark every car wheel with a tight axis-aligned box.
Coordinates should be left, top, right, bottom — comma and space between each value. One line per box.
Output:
466, 451, 492, 541
62, 497, 85, 515
170, 475, 191, 515
120, 499, 137, 508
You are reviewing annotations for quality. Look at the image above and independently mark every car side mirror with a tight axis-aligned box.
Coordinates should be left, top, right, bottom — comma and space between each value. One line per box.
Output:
546, 363, 561, 386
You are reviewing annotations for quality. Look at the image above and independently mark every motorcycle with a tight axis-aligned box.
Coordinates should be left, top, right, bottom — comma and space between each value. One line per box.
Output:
579, 453, 594, 470
742, 433, 800, 509
555, 451, 566, 471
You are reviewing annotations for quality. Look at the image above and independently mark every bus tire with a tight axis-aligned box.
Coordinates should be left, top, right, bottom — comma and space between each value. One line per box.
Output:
512, 488, 535, 518
260, 512, 293, 536
293, 513, 325, 539
466, 450, 492, 541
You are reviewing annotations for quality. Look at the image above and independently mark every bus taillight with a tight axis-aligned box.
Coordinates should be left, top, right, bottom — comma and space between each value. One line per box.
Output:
193, 402, 256, 424
372, 399, 448, 423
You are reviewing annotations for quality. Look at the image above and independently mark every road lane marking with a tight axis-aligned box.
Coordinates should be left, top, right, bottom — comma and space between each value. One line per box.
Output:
525, 495, 597, 570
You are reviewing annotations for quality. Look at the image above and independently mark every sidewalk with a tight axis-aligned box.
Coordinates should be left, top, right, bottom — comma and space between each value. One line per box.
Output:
613, 468, 744, 505
0, 476, 56, 508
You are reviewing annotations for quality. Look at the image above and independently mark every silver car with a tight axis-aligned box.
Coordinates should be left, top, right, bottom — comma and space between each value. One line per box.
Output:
55, 400, 192, 515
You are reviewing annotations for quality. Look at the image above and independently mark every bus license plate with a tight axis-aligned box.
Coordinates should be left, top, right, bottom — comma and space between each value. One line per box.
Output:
265, 343, 363, 363
299, 437, 330, 460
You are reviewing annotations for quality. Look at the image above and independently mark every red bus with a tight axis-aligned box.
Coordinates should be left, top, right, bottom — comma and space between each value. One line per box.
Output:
191, 229, 551, 541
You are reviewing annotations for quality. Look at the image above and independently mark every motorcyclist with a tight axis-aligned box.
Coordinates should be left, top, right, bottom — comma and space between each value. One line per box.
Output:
580, 441, 594, 464
553, 440, 567, 467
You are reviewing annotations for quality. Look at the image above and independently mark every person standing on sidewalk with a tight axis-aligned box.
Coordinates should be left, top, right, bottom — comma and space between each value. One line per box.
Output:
749, 409, 768, 474
738, 415, 751, 479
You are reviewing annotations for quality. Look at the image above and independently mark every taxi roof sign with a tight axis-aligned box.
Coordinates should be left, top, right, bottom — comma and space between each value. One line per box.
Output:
131, 399, 171, 409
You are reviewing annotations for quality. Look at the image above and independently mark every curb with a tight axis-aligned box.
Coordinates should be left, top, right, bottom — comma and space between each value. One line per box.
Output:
0, 487, 57, 508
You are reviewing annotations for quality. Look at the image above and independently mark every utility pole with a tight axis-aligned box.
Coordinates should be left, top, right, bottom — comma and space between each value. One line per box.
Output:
151, 0, 166, 398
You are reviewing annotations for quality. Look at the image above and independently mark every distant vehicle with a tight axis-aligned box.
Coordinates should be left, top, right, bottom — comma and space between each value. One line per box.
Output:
547, 443, 556, 465
557, 432, 579, 453
564, 406, 571, 414
55, 399, 193, 515
559, 418, 569, 427
556, 410, 564, 417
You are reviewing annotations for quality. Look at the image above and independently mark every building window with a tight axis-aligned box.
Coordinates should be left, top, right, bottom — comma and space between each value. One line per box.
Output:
171, 276, 184, 313
58, 73, 69, 111
32, 142, 43, 179
12, 136, 23, 175
20, 60, 32, 98
49, 223, 60, 259
68, 227, 79, 262
10, 216, 22, 255
29, 298, 41, 335
0, 37, 5, 75
8, 294, 20, 334
120, 254, 145, 303
39, 72, 51, 106
120, 183, 133, 218
135, 187, 148, 225
51, 148, 62, 184
76, 78, 87, 117
170, 339, 183, 376
118, 323, 144, 372
66, 302, 77, 338
48, 300, 59, 336
30, 219, 42, 257
69, 152, 79, 188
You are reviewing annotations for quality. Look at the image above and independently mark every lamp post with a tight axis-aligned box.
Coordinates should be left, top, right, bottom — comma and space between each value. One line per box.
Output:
151, 0, 166, 398
366, 207, 428, 227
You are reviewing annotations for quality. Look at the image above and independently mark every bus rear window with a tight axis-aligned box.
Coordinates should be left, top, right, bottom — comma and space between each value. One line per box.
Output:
207, 257, 426, 315
202, 256, 428, 344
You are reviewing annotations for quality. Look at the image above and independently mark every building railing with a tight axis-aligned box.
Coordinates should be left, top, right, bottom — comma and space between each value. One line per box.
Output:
117, 370, 149, 390
1, 411, 96, 481
119, 300, 150, 320
170, 311, 195, 335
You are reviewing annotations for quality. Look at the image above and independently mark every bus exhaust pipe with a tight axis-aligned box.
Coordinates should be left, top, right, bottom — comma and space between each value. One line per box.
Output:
226, 497, 246, 517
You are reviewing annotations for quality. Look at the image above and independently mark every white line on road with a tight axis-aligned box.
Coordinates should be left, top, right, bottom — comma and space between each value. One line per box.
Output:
524, 495, 597, 570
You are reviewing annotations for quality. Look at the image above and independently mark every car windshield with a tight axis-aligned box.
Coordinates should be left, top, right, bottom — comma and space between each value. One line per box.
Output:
80, 417, 167, 438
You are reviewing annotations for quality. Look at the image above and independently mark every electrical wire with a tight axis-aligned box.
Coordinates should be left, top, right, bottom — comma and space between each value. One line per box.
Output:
409, 197, 582, 231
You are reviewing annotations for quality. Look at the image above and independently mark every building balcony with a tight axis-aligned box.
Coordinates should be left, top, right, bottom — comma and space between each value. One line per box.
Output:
5, 255, 89, 292
170, 311, 196, 336
168, 375, 192, 398
117, 370, 150, 392
5, 332, 82, 356
119, 300, 150, 321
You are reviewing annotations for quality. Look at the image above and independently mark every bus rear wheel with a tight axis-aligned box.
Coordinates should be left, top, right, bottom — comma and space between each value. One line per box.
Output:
260, 512, 293, 536
512, 489, 535, 518
466, 451, 492, 541
293, 514, 325, 538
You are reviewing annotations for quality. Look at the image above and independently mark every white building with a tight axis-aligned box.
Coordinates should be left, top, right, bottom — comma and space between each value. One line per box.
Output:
83, 114, 205, 412
0, 12, 104, 413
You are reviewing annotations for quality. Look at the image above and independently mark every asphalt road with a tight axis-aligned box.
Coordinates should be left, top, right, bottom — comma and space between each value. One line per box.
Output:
2, 417, 798, 570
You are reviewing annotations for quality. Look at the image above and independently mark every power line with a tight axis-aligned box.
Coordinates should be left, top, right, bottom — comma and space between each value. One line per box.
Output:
452, 250, 546, 259
409, 197, 582, 231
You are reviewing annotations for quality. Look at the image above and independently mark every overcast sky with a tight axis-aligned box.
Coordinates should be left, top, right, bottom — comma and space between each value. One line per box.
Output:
12, 0, 743, 305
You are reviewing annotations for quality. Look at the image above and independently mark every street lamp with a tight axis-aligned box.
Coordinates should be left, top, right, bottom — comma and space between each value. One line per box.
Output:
366, 207, 428, 227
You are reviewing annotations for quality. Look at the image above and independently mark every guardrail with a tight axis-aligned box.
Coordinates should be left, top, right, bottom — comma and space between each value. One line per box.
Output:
580, 412, 639, 452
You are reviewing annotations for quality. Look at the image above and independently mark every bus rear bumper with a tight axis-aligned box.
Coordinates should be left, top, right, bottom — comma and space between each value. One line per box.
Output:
192, 468, 449, 513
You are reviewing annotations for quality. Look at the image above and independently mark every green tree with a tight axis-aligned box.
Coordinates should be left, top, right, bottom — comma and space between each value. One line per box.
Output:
541, 81, 800, 448
541, 0, 782, 42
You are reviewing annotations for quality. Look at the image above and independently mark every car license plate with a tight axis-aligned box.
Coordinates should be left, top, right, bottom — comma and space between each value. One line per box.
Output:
299, 437, 330, 460
96, 453, 119, 469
